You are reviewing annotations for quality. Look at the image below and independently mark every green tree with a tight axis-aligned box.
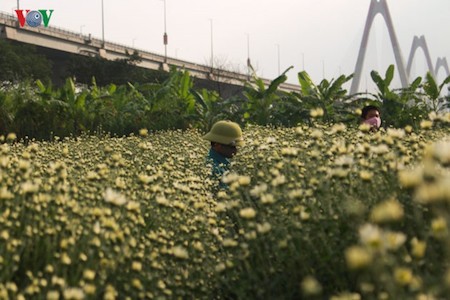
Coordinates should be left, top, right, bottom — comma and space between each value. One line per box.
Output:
67, 51, 168, 86
0, 40, 52, 82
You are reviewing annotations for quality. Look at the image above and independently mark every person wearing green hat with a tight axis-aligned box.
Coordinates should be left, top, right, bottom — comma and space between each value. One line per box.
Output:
202, 120, 243, 190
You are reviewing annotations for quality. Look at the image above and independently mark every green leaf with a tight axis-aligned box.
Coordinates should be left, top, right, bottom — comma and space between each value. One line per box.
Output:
385, 64, 395, 86
191, 89, 207, 110
36, 79, 46, 93
409, 76, 422, 90
438, 74, 450, 92
324, 75, 353, 101
297, 71, 317, 96
108, 84, 117, 95
180, 70, 192, 98
423, 72, 439, 100
75, 93, 87, 111
266, 66, 292, 96
65, 77, 76, 96
243, 83, 263, 100
370, 70, 385, 95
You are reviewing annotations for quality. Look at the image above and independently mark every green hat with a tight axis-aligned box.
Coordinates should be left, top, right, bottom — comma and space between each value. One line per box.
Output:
203, 120, 243, 146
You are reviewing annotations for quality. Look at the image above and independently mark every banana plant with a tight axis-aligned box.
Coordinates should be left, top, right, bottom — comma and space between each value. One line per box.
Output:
371, 64, 426, 128
191, 88, 221, 130
370, 65, 395, 100
297, 71, 353, 122
84, 77, 125, 134
422, 71, 450, 113
143, 68, 199, 130
16, 79, 68, 139
57, 78, 89, 134
370, 64, 422, 105
243, 66, 293, 125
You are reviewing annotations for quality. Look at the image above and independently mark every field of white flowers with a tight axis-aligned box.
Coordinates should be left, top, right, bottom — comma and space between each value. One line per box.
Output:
1, 115, 450, 299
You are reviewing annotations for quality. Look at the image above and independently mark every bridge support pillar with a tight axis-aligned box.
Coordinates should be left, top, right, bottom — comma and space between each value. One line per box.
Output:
99, 48, 106, 58
0, 25, 6, 38
160, 63, 170, 72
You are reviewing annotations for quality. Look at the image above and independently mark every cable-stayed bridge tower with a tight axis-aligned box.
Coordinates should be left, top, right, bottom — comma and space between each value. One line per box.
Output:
435, 57, 450, 78
350, 0, 449, 94
406, 35, 435, 78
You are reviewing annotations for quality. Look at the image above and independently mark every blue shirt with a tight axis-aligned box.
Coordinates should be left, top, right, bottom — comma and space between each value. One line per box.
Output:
206, 149, 230, 190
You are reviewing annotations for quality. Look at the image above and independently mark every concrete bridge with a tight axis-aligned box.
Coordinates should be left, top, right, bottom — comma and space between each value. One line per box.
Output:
0, 12, 299, 96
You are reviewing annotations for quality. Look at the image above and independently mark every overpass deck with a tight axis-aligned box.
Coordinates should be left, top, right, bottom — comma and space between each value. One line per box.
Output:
0, 12, 300, 92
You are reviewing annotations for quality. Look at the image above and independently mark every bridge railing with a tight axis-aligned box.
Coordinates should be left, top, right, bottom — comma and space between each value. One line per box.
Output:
0, 10, 166, 56
0, 10, 300, 91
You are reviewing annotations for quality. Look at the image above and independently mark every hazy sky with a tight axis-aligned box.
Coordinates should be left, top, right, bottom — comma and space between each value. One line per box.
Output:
1, 0, 449, 92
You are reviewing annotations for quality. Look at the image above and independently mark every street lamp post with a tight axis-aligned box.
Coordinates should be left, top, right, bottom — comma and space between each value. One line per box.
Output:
209, 19, 214, 70
162, 0, 168, 62
101, 0, 105, 47
246, 33, 251, 75
276, 44, 280, 75
17, 0, 19, 10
